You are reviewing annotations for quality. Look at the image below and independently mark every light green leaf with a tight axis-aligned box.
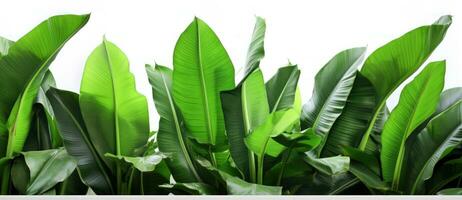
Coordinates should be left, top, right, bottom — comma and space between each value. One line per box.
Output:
358, 15, 452, 150
80, 39, 149, 167
0, 36, 13, 56
159, 183, 215, 195
381, 61, 445, 188
172, 17, 235, 146
245, 108, 299, 157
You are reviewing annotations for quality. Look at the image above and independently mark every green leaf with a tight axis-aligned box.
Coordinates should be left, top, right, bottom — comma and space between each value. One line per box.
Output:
0, 36, 13, 56
0, 14, 89, 157
219, 170, 282, 195
160, 183, 215, 195
105, 153, 165, 172
221, 68, 269, 181
305, 151, 349, 175
80, 38, 149, 163
437, 87, 462, 114
358, 15, 452, 150
437, 188, 462, 195
301, 47, 365, 132
146, 64, 202, 183
245, 109, 299, 157
349, 161, 389, 191
401, 100, 462, 194
11, 148, 77, 195
55, 170, 88, 195
320, 72, 377, 157
237, 16, 266, 82
172, 17, 235, 146
266, 64, 300, 112
380, 61, 445, 188
301, 47, 366, 156
426, 158, 462, 194
46, 88, 115, 194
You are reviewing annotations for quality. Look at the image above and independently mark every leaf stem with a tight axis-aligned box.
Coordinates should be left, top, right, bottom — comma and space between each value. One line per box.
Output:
249, 151, 256, 183
0, 163, 10, 194
257, 155, 264, 184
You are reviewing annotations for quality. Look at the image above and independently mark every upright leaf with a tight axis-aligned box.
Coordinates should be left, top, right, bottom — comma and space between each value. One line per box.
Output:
221, 68, 269, 181
380, 61, 445, 188
358, 15, 452, 150
300, 47, 366, 155
47, 88, 114, 194
80, 38, 149, 166
145, 64, 201, 183
266, 65, 300, 112
237, 16, 266, 83
172, 17, 235, 147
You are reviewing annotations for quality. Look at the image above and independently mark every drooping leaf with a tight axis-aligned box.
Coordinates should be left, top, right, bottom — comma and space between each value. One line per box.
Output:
146, 64, 202, 183
46, 88, 115, 194
104, 153, 165, 172
237, 16, 266, 83
401, 100, 462, 194
11, 148, 77, 195
80, 38, 149, 167
358, 15, 452, 150
266, 64, 300, 112
304, 151, 349, 175
437, 188, 462, 195
172, 17, 235, 147
381, 61, 445, 188
437, 87, 462, 114
0, 14, 90, 156
301, 48, 366, 144
221, 68, 269, 181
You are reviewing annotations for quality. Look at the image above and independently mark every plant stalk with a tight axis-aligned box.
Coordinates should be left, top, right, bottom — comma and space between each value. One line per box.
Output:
257, 155, 264, 184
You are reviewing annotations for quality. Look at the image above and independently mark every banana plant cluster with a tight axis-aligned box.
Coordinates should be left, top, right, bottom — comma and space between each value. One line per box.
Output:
0, 13, 461, 195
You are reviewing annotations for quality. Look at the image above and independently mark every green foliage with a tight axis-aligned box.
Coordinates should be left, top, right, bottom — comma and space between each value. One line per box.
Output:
1, 13, 461, 196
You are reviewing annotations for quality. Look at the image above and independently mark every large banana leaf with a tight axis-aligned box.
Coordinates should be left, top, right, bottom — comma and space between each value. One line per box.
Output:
145, 64, 201, 183
437, 87, 462, 114
358, 15, 452, 150
80, 38, 149, 167
300, 47, 366, 156
320, 72, 377, 157
47, 88, 115, 194
11, 148, 76, 195
0, 14, 90, 156
401, 100, 462, 194
381, 61, 445, 188
437, 188, 462, 195
237, 16, 266, 83
266, 65, 300, 112
172, 17, 235, 147
221, 68, 269, 182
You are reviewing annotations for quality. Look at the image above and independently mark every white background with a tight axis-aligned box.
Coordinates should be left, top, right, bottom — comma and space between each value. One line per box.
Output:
1, 0, 461, 130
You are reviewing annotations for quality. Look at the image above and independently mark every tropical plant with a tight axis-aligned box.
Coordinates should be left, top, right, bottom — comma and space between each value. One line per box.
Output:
1, 13, 461, 196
